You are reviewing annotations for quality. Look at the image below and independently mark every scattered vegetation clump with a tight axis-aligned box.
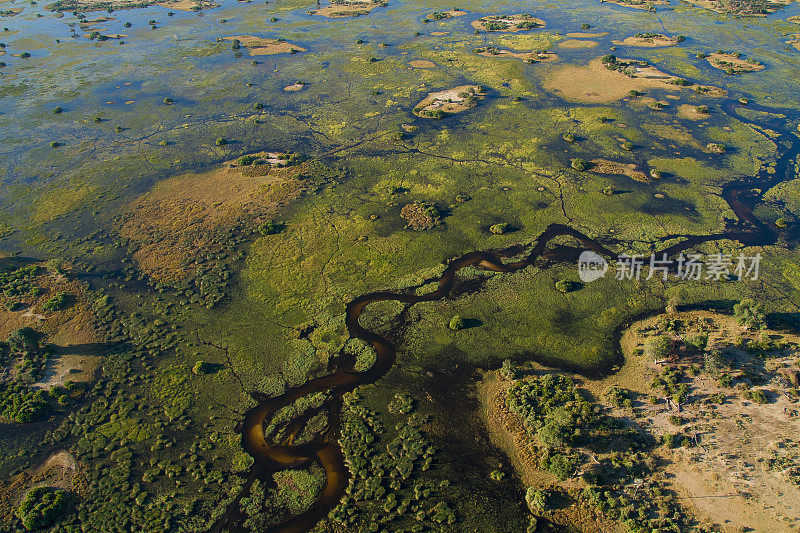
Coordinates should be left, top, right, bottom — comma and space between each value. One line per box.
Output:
258, 220, 285, 236
330, 390, 452, 529
489, 222, 509, 234
16, 486, 70, 531
448, 314, 466, 331
554, 279, 581, 293
734, 298, 765, 330
506, 374, 601, 449
571, 158, 588, 171
400, 202, 441, 230
43, 292, 72, 311
345, 338, 377, 372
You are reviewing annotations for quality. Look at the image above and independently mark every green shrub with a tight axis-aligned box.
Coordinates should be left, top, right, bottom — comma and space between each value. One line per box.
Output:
448, 315, 466, 331
43, 293, 71, 311
555, 279, 580, 293
571, 158, 588, 171
258, 220, 284, 235
16, 487, 69, 530
192, 361, 213, 375
489, 222, 508, 234
733, 298, 765, 329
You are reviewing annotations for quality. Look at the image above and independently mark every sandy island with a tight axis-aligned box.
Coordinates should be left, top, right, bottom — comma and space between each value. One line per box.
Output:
46, 0, 218, 12
223, 36, 306, 56
590, 158, 650, 182
426, 9, 466, 20
409, 59, 436, 68
309, 0, 385, 18
474, 46, 558, 63
683, 0, 793, 15
613, 33, 684, 47
283, 82, 306, 92
544, 56, 728, 103
544, 57, 675, 103
678, 103, 711, 120
472, 13, 545, 32
558, 39, 598, 49
600, 0, 670, 9
413, 85, 485, 119
706, 51, 765, 73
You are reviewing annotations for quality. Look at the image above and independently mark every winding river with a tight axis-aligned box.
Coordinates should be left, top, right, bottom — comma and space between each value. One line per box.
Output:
214, 103, 798, 532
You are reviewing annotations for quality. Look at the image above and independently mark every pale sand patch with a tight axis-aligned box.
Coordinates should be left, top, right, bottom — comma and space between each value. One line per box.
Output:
706, 51, 765, 73
472, 13, 546, 32
223, 35, 306, 55
543, 57, 681, 103
409, 59, 435, 68
283, 82, 306, 91
612, 34, 682, 47
34, 316, 102, 390
558, 39, 598, 49
789, 14, 800, 23
786, 33, 800, 50
430, 31, 450, 36
566, 32, 608, 38
678, 104, 709, 121
590, 158, 650, 182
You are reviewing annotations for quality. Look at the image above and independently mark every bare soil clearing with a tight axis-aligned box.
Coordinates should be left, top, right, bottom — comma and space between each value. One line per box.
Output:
608, 311, 800, 532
